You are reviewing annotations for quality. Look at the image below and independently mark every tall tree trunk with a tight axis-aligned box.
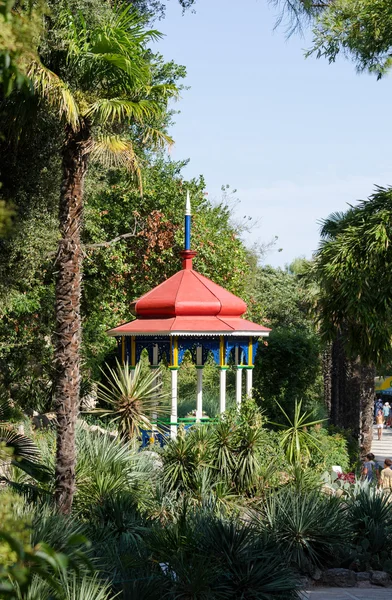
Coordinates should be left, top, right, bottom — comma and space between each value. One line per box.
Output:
322, 343, 332, 416
330, 335, 347, 426
326, 336, 375, 456
359, 363, 375, 455
344, 358, 361, 440
54, 124, 89, 513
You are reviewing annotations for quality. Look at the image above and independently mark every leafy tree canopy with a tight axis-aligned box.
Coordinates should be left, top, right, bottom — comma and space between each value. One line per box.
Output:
312, 186, 392, 366
252, 262, 322, 421
273, 0, 392, 78
309, 0, 392, 77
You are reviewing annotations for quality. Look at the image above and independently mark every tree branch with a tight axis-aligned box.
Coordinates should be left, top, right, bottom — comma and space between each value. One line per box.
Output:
85, 216, 140, 250
85, 230, 138, 249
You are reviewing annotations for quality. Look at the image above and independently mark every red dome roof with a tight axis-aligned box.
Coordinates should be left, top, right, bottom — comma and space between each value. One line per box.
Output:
134, 269, 247, 318
108, 251, 271, 338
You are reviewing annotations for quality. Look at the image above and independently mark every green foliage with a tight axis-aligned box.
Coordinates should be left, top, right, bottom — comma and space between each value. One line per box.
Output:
0, 0, 42, 97
255, 326, 322, 420
0, 407, 52, 485
253, 265, 311, 328
91, 360, 168, 441
272, 400, 326, 466
0, 489, 93, 599
147, 510, 301, 599
257, 488, 348, 573
252, 264, 323, 421
346, 487, 392, 572
74, 427, 155, 516
309, 0, 392, 77
161, 399, 288, 497
312, 186, 392, 365
0, 198, 14, 236
310, 427, 350, 473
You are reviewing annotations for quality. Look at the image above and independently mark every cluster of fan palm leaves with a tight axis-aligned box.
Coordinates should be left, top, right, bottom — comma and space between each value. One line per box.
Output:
26, 5, 177, 176
0, 400, 51, 488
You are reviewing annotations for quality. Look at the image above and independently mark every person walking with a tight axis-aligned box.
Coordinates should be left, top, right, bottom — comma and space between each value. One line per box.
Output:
384, 401, 391, 427
376, 409, 385, 440
362, 453, 378, 483
375, 397, 383, 419
380, 458, 392, 493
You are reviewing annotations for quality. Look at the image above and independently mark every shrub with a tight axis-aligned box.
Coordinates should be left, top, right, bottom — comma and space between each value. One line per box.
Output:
256, 488, 348, 573
74, 427, 154, 516
147, 509, 301, 599
309, 428, 350, 473
345, 488, 392, 572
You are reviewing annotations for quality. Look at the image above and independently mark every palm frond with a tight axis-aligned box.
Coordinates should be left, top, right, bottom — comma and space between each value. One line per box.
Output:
142, 127, 174, 150
89, 134, 142, 187
0, 425, 52, 483
0, 398, 17, 421
84, 98, 161, 124
0, 425, 40, 462
27, 61, 80, 129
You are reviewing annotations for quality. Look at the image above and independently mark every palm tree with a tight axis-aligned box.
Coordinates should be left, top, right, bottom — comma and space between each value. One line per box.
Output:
12, 5, 177, 512
311, 187, 392, 452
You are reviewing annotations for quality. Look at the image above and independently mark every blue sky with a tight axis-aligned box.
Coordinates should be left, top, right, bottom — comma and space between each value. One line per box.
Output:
155, 0, 392, 267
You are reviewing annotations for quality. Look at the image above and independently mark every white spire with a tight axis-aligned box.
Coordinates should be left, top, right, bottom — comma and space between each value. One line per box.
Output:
185, 190, 191, 216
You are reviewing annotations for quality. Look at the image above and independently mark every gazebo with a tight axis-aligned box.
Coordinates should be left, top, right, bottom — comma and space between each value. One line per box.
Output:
108, 193, 270, 437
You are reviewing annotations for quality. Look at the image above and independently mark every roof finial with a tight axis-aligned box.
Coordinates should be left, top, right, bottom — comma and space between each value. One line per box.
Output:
180, 190, 197, 269
184, 190, 191, 250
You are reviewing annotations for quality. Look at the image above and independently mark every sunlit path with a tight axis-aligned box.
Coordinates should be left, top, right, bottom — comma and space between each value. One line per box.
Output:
303, 588, 392, 599
371, 425, 392, 463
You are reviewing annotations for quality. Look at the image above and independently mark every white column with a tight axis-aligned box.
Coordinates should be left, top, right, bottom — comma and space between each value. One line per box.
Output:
220, 368, 227, 413
196, 369, 203, 421
151, 344, 159, 428
171, 368, 178, 439
235, 347, 242, 407
196, 346, 203, 421
236, 368, 243, 407
246, 369, 253, 397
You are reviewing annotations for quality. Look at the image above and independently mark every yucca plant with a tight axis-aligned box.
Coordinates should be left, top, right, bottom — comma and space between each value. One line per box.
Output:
147, 510, 301, 599
234, 425, 266, 494
273, 400, 326, 466
346, 488, 392, 566
256, 488, 348, 573
30, 502, 89, 564
161, 434, 199, 493
74, 427, 154, 516
210, 420, 236, 482
91, 360, 168, 442
15, 573, 116, 600
58, 573, 115, 600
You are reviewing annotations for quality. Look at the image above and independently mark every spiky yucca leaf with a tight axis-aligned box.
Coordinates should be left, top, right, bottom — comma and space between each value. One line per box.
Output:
91, 360, 168, 441
257, 489, 348, 573
272, 400, 326, 466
